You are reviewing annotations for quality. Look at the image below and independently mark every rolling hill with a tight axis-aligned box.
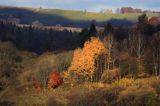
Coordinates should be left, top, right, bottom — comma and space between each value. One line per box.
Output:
0, 5, 159, 27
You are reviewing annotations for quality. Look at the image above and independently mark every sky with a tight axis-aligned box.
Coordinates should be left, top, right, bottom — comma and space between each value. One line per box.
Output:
0, 0, 160, 12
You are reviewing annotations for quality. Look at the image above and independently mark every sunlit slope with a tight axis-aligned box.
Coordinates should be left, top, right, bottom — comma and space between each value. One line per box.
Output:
36, 8, 158, 22
0, 6, 159, 27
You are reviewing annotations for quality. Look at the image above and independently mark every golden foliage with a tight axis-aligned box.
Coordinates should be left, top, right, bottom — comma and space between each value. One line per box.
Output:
112, 78, 134, 87
84, 82, 109, 90
68, 37, 107, 81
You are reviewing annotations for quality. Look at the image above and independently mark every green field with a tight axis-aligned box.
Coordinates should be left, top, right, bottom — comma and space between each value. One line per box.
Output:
0, 6, 159, 27
34, 8, 159, 22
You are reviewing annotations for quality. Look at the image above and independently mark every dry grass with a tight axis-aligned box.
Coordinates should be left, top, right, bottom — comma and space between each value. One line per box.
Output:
1, 77, 159, 105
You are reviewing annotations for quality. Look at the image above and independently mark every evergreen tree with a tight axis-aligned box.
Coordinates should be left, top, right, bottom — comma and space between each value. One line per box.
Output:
78, 28, 89, 47
89, 23, 97, 37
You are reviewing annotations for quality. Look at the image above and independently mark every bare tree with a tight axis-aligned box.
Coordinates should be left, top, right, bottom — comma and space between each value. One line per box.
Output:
150, 32, 160, 78
36, 61, 52, 89
136, 13, 148, 73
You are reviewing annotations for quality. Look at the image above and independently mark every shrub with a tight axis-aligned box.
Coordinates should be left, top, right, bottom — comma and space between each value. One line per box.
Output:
47, 97, 63, 106
117, 86, 158, 106
35, 61, 52, 89
144, 93, 158, 106
67, 86, 124, 106
120, 57, 139, 78
84, 82, 109, 90
32, 76, 41, 92
54, 51, 73, 72
0, 78, 8, 91
0, 42, 20, 89
150, 79, 160, 95
48, 71, 63, 89
67, 89, 104, 106
101, 68, 121, 83
112, 78, 134, 87
0, 101, 15, 106
102, 86, 125, 105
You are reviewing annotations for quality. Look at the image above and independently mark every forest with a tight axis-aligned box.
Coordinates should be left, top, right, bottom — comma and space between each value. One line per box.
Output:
0, 13, 160, 106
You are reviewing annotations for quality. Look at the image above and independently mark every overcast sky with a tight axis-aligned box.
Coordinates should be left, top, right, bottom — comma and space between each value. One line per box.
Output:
0, 0, 160, 12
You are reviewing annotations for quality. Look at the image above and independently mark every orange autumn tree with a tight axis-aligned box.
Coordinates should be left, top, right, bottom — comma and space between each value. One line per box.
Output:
67, 37, 107, 82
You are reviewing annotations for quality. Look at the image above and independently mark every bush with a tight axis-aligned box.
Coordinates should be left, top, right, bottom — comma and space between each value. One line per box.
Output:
47, 97, 63, 106
0, 42, 21, 90
0, 101, 15, 106
54, 51, 73, 72
112, 78, 134, 87
150, 79, 160, 95
67, 85, 125, 106
48, 71, 63, 89
102, 86, 125, 106
117, 86, 158, 106
120, 57, 139, 78
35, 61, 52, 89
67, 89, 105, 106
32, 76, 41, 91
101, 68, 121, 83
84, 82, 109, 90
33, 68, 63, 90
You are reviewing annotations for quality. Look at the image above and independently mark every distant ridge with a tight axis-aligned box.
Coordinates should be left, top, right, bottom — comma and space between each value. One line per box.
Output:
0, 5, 159, 27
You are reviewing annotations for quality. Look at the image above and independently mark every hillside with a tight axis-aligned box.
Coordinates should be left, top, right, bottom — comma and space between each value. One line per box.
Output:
0, 8, 160, 105
37, 8, 158, 21
0, 6, 159, 27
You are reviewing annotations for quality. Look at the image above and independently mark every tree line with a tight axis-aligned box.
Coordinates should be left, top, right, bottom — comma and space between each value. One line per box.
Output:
0, 22, 79, 54
0, 13, 160, 80
65, 14, 160, 83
